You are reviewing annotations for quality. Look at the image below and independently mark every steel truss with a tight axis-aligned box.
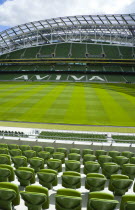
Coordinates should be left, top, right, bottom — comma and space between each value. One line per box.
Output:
0, 13, 135, 55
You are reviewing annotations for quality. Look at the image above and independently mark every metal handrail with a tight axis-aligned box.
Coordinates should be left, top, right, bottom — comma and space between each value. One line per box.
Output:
0, 133, 135, 144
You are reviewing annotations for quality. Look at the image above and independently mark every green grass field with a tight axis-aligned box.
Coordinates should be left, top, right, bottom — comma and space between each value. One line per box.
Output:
0, 81, 135, 127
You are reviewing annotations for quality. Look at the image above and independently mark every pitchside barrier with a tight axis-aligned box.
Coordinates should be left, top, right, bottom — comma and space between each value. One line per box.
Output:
0, 133, 135, 153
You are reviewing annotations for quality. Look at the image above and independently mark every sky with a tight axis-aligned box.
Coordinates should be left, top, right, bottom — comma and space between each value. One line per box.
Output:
0, 0, 135, 32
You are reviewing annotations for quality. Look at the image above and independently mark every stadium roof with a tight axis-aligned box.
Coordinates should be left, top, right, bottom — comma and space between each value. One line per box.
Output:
0, 13, 135, 55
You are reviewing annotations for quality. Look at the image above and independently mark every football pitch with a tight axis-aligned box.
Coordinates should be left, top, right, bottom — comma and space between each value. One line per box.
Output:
0, 81, 135, 127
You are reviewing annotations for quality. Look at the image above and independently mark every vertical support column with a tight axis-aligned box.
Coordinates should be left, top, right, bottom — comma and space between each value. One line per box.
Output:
51, 28, 53, 44
37, 30, 38, 46
94, 25, 97, 43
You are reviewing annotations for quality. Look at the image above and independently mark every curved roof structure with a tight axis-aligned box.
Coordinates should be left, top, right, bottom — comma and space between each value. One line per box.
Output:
0, 13, 135, 55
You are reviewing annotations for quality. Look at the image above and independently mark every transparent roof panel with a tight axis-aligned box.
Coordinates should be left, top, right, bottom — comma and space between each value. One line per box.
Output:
0, 13, 135, 53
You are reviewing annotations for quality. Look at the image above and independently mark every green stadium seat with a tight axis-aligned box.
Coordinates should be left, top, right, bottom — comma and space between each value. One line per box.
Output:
47, 159, 62, 172
11, 156, 27, 168
87, 191, 119, 210
98, 155, 112, 167
0, 164, 14, 181
40, 44, 56, 58
56, 148, 67, 157
0, 167, 11, 182
62, 171, 81, 189
0, 182, 20, 207
15, 167, 35, 186
68, 153, 81, 161
109, 174, 133, 196
15, 169, 34, 187
83, 154, 96, 164
120, 194, 135, 210
44, 147, 54, 155
21, 185, 49, 210
65, 160, 81, 173
85, 173, 107, 191
0, 144, 8, 148
32, 146, 42, 155
103, 44, 121, 59
19, 145, 31, 151
55, 188, 82, 210
38, 151, 50, 163
102, 162, 120, 179
121, 151, 134, 159
71, 43, 86, 58
119, 46, 133, 59
37, 169, 57, 189
133, 182, 135, 193
87, 44, 102, 58
0, 148, 9, 154
82, 149, 94, 157
84, 161, 100, 175
125, 74, 135, 82
95, 150, 107, 159
53, 152, 65, 163
55, 43, 71, 58
130, 157, 135, 164
29, 157, 44, 172
108, 151, 121, 161
0, 187, 16, 210
8, 144, 19, 150
9, 149, 22, 156
0, 154, 11, 165
122, 163, 135, 180
23, 150, 36, 161
114, 156, 129, 168
21, 46, 40, 59
70, 148, 80, 154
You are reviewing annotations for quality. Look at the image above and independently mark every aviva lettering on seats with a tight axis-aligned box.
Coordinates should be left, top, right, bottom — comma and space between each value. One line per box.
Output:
14, 75, 105, 82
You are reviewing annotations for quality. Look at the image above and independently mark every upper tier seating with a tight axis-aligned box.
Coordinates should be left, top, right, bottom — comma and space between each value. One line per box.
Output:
0, 43, 134, 59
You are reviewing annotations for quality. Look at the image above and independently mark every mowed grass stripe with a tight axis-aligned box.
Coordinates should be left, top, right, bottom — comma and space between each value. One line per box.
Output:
20, 83, 67, 122
0, 83, 36, 106
18, 83, 59, 121
42, 83, 75, 123
0, 83, 32, 104
0, 82, 134, 126
84, 84, 110, 125
0, 83, 17, 92
95, 85, 133, 126
106, 84, 135, 97
64, 84, 87, 124
5, 83, 54, 121
0, 83, 47, 120
0, 84, 34, 114
17, 83, 56, 113
108, 90, 135, 122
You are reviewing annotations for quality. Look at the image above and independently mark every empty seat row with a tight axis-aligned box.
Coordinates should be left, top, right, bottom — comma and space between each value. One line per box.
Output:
1, 153, 135, 179
0, 163, 135, 196
0, 144, 134, 158
0, 181, 135, 210
56, 189, 135, 210
1, 152, 135, 179
1, 147, 135, 168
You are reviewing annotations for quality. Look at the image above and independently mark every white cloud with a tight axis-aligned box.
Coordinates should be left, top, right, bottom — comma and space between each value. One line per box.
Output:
0, 0, 134, 28
119, 0, 135, 13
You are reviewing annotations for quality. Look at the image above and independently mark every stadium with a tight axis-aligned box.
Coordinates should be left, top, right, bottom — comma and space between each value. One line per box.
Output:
0, 13, 135, 210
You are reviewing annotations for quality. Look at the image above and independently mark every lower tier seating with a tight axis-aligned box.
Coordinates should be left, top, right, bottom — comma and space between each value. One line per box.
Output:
0, 143, 134, 209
